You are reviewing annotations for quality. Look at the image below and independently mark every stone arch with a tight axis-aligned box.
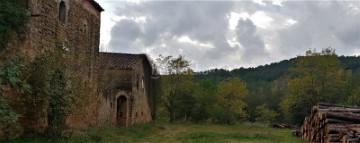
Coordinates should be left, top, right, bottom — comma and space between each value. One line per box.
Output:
115, 92, 129, 127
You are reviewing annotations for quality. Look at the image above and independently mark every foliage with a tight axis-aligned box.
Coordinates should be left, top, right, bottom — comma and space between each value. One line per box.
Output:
0, 0, 27, 51
26, 48, 72, 135
191, 79, 217, 122
172, 89, 196, 120
281, 48, 350, 124
255, 105, 278, 124
156, 52, 360, 125
0, 1, 28, 138
347, 87, 360, 106
210, 105, 237, 124
0, 56, 30, 139
215, 77, 248, 124
156, 55, 194, 122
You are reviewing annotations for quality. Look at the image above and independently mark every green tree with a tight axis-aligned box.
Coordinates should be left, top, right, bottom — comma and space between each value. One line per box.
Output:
25, 48, 72, 135
281, 48, 349, 124
0, 0, 27, 50
255, 105, 278, 124
157, 55, 194, 122
191, 79, 217, 122
0, 56, 30, 139
215, 77, 248, 124
348, 87, 360, 106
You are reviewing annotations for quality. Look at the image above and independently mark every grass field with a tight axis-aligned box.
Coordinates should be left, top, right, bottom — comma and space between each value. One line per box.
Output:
9, 122, 304, 143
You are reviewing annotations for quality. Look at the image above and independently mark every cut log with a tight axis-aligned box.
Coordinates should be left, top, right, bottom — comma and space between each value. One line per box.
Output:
301, 103, 360, 143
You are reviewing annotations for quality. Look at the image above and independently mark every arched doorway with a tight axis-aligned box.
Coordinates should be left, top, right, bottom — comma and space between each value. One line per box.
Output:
116, 96, 127, 126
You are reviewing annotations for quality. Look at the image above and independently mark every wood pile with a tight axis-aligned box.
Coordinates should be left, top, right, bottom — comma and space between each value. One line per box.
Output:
301, 103, 360, 143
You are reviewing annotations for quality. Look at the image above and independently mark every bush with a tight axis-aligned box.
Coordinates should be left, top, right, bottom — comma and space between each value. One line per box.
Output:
348, 87, 360, 106
255, 105, 278, 124
210, 105, 236, 125
0, 0, 27, 50
0, 57, 30, 139
26, 48, 72, 135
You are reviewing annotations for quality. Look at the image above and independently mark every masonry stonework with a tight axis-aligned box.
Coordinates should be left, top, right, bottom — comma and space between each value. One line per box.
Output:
1, 0, 157, 136
1, 0, 103, 134
98, 53, 157, 127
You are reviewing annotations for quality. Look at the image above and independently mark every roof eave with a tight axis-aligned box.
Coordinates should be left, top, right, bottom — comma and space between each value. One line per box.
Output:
90, 0, 104, 12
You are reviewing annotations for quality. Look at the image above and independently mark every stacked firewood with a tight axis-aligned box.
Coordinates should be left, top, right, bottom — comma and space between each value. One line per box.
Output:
301, 103, 360, 143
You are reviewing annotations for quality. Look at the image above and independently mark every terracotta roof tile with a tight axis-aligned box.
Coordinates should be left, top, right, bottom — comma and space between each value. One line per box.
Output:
99, 52, 147, 69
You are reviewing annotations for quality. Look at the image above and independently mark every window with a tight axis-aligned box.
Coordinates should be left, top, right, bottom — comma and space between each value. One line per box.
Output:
84, 22, 88, 34
81, 20, 88, 34
141, 77, 144, 89
136, 75, 139, 89
59, 1, 66, 23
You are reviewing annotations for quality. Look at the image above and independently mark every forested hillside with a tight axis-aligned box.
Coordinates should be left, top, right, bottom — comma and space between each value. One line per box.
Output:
197, 55, 360, 85
194, 54, 360, 123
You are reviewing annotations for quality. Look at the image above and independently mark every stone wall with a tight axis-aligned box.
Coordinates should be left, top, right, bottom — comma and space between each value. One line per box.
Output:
1, 0, 102, 133
131, 60, 153, 124
98, 68, 133, 125
98, 57, 155, 127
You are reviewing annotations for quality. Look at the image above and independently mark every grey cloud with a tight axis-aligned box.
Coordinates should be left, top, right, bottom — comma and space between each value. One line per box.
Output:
102, 0, 360, 70
236, 19, 267, 61
109, 19, 142, 53
110, 1, 238, 61
269, 1, 360, 57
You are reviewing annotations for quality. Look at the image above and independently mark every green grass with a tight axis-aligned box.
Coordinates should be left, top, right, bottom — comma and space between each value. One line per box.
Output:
8, 122, 304, 143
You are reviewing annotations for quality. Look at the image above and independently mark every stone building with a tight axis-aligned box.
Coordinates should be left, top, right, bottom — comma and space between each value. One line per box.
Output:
98, 53, 157, 127
2, 0, 104, 133
1, 0, 157, 136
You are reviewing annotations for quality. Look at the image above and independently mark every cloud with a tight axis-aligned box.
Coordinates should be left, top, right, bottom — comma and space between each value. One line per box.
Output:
274, 1, 360, 57
98, 0, 360, 70
236, 19, 267, 63
108, 19, 142, 53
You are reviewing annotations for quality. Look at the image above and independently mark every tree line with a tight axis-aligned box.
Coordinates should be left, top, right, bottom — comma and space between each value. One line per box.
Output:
156, 48, 360, 125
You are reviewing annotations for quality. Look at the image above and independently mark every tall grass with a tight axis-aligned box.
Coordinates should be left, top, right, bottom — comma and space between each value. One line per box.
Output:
7, 122, 304, 143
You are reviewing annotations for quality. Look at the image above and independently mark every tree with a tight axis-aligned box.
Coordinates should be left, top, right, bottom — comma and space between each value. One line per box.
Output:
255, 105, 278, 124
156, 55, 194, 122
348, 87, 360, 106
215, 77, 248, 124
0, 0, 27, 51
0, 56, 30, 139
24, 48, 73, 135
281, 48, 349, 124
191, 79, 217, 122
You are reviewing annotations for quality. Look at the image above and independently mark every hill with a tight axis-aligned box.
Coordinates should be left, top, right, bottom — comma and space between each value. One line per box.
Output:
195, 56, 360, 122
197, 56, 360, 86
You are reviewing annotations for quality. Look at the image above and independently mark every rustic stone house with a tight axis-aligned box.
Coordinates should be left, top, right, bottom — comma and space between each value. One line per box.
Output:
98, 53, 157, 127
2, 0, 104, 133
1, 0, 157, 136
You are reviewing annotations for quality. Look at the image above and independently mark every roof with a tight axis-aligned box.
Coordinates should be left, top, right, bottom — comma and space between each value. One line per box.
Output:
99, 52, 154, 70
89, 0, 104, 12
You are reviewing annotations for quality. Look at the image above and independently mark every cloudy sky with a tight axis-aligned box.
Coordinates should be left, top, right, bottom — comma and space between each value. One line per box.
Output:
97, 0, 360, 71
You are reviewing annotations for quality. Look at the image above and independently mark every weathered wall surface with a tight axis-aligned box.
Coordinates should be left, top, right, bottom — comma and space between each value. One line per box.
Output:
98, 57, 155, 127
98, 68, 132, 125
62, 0, 101, 128
131, 61, 153, 124
1, 0, 157, 137
1, 0, 102, 133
